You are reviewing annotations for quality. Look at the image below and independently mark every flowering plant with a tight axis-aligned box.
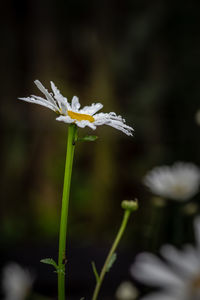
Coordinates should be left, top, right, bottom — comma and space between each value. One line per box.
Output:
20, 80, 133, 135
19, 80, 136, 300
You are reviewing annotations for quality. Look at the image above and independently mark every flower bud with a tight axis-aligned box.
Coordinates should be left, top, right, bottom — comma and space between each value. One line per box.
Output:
121, 199, 138, 212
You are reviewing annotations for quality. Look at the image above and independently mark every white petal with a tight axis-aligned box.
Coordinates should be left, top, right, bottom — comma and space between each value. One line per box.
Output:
50, 81, 70, 113
94, 112, 134, 136
140, 292, 179, 300
19, 97, 57, 112
56, 116, 74, 124
74, 121, 86, 128
80, 103, 103, 115
161, 244, 199, 277
30, 95, 59, 110
71, 96, 81, 111
75, 120, 96, 130
94, 112, 123, 122
106, 120, 134, 136
50, 81, 62, 98
93, 113, 110, 125
131, 253, 184, 288
34, 80, 56, 105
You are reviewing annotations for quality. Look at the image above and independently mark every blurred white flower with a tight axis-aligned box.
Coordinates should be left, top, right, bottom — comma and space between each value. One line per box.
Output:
2, 263, 34, 300
131, 216, 200, 300
116, 281, 139, 300
143, 162, 200, 201
195, 110, 200, 125
19, 80, 134, 136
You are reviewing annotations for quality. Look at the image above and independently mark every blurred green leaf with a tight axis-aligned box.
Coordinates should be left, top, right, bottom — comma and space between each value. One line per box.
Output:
106, 253, 117, 273
78, 135, 98, 142
91, 261, 100, 283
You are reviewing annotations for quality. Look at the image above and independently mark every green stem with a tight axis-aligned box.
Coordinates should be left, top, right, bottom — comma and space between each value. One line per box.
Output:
92, 209, 131, 300
58, 124, 77, 300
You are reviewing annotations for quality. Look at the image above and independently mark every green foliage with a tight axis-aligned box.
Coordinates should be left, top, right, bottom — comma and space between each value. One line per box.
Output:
91, 261, 100, 283
40, 258, 58, 271
78, 135, 98, 142
106, 252, 117, 272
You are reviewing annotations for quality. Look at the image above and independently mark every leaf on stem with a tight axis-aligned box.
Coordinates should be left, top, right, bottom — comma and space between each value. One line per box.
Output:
91, 261, 100, 283
40, 258, 58, 271
106, 253, 117, 273
78, 135, 98, 142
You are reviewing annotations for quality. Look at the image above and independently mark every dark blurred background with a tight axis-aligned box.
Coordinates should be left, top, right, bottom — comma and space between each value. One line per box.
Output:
1, 0, 200, 299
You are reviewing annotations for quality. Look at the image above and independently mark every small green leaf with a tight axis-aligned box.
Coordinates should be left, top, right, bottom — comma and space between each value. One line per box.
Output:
91, 261, 100, 283
78, 135, 98, 142
40, 258, 58, 271
80, 298, 85, 300
106, 253, 117, 273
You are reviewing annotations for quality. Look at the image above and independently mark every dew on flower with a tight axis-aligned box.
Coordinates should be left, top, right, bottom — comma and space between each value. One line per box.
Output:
3, 3, 200, 299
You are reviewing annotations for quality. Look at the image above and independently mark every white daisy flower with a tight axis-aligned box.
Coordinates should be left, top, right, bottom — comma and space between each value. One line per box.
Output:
130, 216, 200, 300
195, 110, 200, 126
2, 263, 34, 300
19, 80, 134, 136
143, 162, 200, 201
116, 281, 139, 300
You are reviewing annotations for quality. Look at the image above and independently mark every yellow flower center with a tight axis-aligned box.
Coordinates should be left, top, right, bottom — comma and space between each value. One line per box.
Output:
192, 275, 200, 290
68, 110, 95, 122
172, 184, 187, 197
188, 274, 200, 298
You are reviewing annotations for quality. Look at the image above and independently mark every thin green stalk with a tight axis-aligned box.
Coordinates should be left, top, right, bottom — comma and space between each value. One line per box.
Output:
91, 209, 131, 300
58, 124, 77, 300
